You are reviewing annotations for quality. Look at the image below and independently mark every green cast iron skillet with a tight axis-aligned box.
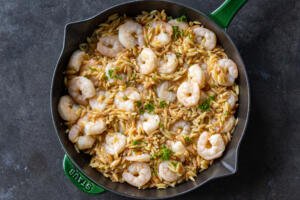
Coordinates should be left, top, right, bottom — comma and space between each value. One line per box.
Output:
50, 0, 250, 199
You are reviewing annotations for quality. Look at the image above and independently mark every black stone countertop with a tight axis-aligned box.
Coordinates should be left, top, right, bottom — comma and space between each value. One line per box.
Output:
0, 0, 299, 199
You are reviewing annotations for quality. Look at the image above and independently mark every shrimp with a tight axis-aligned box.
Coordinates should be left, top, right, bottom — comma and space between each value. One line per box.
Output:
89, 90, 112, 111
211, 59, 238, 86
118, 20, 144, 49
84, 118, 106, 136
137, 48, 158, 75
220, 91, 238, 110
97, 35, 124, 58
192, 26, 216, 50
58, 95, 81, 122
158, 52, 178, 74
122, 162, 151, 188
150, 21, 173, 48
171, 120, 190, 135
125, 154, 151, 162
177, 81, 200, 107
68, 124, 81, 143
156, 81, 176, 103
188, 64, 206, 88
104, 132, 127, 155
77, 135, 95, 150
222, 116, 236, 133
114, 87, 141, 112
197, 131, 225, 160
67, 50, 86, 72
168, 19, 188, 31
167, 141, 186, 156
68, 76, 96, 105
139, 113, 160, 134
158, 161, 181, 182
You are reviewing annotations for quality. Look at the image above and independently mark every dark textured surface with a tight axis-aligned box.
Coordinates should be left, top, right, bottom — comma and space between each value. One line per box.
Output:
0, 0, 299, 199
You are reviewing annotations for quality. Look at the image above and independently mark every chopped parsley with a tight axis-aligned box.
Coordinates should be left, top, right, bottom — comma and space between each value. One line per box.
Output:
107, 69, 114, 78
122, 95, 128, 100
159, 100, 167, 108
136, 101, 142, 108
198, 95, 215, 111
88, 66, 97, 72
171, 161, 178, 168
175, 52, 182, 57
144, 102, 155, 113
159, 145, 172, 160
132, 140, 141, 145
159, 122, 164, 129
176, 15, 187, 22
107, 68, 122, 80
172, 26, 183, 40
184, 136, 192, 144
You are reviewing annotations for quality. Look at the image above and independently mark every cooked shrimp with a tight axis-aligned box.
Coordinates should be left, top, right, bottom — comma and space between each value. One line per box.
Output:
167, 141, 186, 156
192, 26, 216, 50
139, 113, 160, 134
211, 59, 238, 86
158, 161, 181, 182
171, 120, 190, 135
118, 20, 144, 49
125, 154, 151, 162
89, 90, 112, 111
104, 132, 127, 155
150, 21, 173, 48
137, 48, 158, 75
220, 91, 238, 110
84, 118, 106, 136
68, 124, 81, 143
58, 95, 81, 122
114, 87, 141, 112
158, 52, 178, 74
168, 19, 188, 31
77, 135, 95, 150
156, 81, 176, 103
197, 131, 225, 160
188, 64, 206, 88
68, 76, 96, 105
222, 116, 236, 133
97, 35, 124, 58
67, 50, 86, 72
177, 81, 200, 107
122, 162, 151, 188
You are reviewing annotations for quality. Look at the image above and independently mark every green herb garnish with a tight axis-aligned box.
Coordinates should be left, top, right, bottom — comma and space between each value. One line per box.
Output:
167, 16, 173, 21
198, 95, 215, 111
175, 52, 182, 57
107, 69, 114, 78
88, 66, 97, 72
172, 26, 183, 40
122, 95, 128, 100
159, 145, 172, 160
132, 140, 141, 145
107, 68, 122, 80
184, 136, 192, 144
144, 103, 155, 113
136, 101, 142, 108
159, 100, 167, 108
176, 15, 187, 22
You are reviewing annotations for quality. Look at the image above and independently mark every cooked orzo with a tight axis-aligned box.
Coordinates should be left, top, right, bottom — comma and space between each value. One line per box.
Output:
58, 10, 239, 189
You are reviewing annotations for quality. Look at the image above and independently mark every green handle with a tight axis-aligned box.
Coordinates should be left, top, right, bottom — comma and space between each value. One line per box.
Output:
63, 155, 105, 194
210, 0, 247, 29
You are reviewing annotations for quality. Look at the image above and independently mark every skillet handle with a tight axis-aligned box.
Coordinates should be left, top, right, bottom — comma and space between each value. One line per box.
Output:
63, 155, 105, 194
209, 0, 247, 29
